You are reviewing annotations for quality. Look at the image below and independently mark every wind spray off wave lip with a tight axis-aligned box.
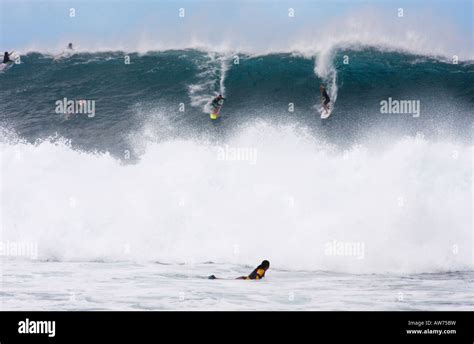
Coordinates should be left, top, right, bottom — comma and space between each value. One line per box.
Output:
9, 5, 473, 60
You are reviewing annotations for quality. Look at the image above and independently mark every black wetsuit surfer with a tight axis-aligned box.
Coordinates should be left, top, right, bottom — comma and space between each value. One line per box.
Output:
3, 51, 11, 64
320, 85, 330, 111
211, 94, 225, 111
236, 260, 270, 280
208, 260, 270, 280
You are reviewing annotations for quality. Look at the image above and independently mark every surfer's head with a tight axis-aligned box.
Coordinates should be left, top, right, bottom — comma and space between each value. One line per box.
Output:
260, 260, 270, 270
320, 85, 325, 90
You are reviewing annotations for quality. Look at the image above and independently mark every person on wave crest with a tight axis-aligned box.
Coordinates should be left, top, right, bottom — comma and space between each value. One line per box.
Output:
320, 85, 330, 113
208, 260, 270, 280
2, 51, 13, 64
54, 43, 74, 61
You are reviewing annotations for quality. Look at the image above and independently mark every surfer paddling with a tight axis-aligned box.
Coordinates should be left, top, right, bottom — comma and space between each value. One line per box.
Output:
320, 85, 330, 113
208, 260, 270, 280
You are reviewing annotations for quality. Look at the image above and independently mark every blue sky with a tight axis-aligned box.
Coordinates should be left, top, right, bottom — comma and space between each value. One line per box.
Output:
0, 0, 472, 55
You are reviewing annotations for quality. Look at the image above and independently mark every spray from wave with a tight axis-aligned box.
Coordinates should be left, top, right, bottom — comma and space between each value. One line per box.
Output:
188, 52, 231, 113
10, 5, 473, 62
1, 122, 471, 273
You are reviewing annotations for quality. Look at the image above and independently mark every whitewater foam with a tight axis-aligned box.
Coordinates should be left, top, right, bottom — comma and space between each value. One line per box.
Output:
1, 123, 471, 273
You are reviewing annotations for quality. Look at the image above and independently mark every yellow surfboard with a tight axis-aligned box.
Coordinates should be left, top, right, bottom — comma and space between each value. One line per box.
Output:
210, 102, 223, 120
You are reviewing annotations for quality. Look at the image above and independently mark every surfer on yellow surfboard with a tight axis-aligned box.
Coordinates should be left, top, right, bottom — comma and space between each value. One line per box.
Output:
210, 94, 225, 119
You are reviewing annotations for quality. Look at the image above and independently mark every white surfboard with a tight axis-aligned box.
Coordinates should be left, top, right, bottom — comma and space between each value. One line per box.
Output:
320, 106, 332, 119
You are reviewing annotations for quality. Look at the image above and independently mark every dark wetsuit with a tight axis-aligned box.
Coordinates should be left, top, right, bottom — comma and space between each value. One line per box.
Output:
236, 265, 267, 280
208, 261, 269, 280
322, 89, 330, 106
3, 53, 11, 64
211, 97, 224, 110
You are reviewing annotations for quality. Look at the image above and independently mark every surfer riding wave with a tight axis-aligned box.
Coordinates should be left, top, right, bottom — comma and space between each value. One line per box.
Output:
320, 85, 330, 112
210, 94, 225, 120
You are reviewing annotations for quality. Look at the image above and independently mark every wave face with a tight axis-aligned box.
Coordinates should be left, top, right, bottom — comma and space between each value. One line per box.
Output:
0, 48, 473, 273
1, 50, 473, 151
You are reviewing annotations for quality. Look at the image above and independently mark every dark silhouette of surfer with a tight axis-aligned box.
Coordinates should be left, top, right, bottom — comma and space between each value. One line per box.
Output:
3, 51, 12, 64
320, 85, 330, 112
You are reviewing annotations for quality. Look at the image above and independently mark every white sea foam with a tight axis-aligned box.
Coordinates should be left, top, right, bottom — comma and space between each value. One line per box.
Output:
1, 123, 471, 273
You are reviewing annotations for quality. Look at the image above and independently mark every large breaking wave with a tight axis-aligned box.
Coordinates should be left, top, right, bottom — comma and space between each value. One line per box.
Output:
0, 35, 472, 273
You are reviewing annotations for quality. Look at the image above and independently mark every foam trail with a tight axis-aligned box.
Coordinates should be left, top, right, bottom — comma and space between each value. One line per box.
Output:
188, 53, 231, 113
219, 56, 230, 96
314, 51, 338, 113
